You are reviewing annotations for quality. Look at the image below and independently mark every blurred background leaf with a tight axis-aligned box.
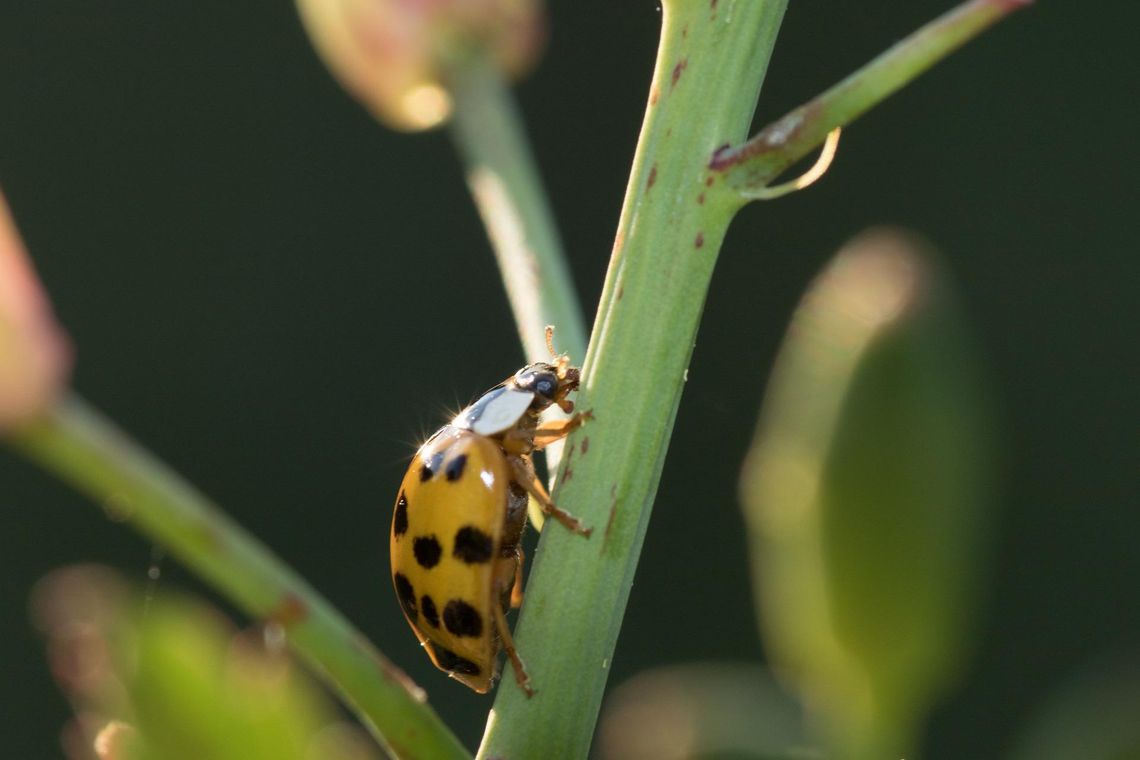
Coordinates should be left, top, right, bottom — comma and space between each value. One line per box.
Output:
597, 662, 816, 760
741, 229, 994, 759
31, 565, 378, 760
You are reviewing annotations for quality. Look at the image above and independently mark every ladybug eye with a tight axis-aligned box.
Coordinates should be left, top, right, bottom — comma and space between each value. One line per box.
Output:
515, 367, 558, 398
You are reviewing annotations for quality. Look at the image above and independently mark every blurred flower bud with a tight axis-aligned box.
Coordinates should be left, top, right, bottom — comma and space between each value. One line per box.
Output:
0, 193, 72, 431
740, 229, 995, 759
93, 721, 141, 760
598, 663, 809, 760
295, 0, 545, 131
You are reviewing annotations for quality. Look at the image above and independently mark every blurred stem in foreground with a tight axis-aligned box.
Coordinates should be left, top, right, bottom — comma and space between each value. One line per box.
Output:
9, 396, 469, 760
741, 229, 995, 760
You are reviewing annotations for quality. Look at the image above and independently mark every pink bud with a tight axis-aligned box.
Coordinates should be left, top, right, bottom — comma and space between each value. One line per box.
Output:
0, 194, 72, 430
296, 0, 545, 131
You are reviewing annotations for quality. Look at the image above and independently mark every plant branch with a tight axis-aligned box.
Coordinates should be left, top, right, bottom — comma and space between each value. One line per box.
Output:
446, 56, 587, 366
478, 1, 790, 756
709, 0, 1032, 196
8, 394, 470, 760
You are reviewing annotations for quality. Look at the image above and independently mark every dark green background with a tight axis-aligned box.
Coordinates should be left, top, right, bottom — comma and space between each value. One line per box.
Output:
1, 1, 1134, 757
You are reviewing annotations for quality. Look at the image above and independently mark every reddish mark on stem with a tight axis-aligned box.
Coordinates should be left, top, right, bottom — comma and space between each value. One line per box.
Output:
709, 143, 734, 168
709, 102, 822, 172
705, 175, 715, 187
647, 164, 658, 189
561, 441, 575, 482
649, 86, 659, 107
694, 232, 705, 249
580, 436, 590, 456
603, 485, 620, 545
267, 593, 308, 627
671, 58, 688, 88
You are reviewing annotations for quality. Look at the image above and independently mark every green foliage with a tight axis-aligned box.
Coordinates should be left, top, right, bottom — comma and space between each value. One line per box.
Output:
33, 565, 377, 760
741, 230, 994, 759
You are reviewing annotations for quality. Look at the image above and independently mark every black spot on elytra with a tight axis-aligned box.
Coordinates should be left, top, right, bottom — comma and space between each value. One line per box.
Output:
445, 454, 468, 481
413, 535, 442, 568
421, 595, 440, 627
453, 526, 493, 564
443, 600, 484, 637
431, 643, 481, 675
393, 573, 417, 621
419, 451, 444, 481
393, 491, 409, 536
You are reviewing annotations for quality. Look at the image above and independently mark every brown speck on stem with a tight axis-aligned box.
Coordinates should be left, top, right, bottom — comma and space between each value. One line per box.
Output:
649, 86, 659, 107
603, 485, 620, 545
647, 165, 658, 189
694, 232, 705, 249
705, 176, 715, 187
267, 593, 309, 627
697, 192, 705, 204
616, 284, 624, 300
580, 436, 590, 456
671, 58, 688, 88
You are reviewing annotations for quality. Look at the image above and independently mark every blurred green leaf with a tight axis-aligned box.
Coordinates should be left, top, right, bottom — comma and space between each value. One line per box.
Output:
739, 229, 995, 759
32, 565, 379, 760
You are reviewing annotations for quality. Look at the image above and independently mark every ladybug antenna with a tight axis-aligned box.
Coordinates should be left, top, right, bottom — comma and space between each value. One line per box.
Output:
545, 325, 572, 377
544, 325, 557, 359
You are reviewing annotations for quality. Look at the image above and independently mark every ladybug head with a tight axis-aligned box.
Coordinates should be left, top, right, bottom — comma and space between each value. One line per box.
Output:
512, 325, 581, 412
514, 358, 579, 413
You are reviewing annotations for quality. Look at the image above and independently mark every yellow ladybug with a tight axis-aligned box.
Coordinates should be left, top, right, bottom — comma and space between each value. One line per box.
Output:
390, 327, 591, 696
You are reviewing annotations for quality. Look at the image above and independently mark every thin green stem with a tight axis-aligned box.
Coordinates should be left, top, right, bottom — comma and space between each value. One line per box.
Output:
447, 56, 587, 365
8, 394, 469, 760
478, 1, 789, 756
710, 0, 1032, 196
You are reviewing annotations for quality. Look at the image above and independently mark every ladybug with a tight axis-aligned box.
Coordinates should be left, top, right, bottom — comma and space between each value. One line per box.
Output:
390, 327, 592, 696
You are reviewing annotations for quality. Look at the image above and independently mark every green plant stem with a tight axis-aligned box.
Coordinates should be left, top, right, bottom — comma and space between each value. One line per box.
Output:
8, 394, 469, 760
447, 56, 587, 365
711, 0, 1032, 194
478, 1, 789, 756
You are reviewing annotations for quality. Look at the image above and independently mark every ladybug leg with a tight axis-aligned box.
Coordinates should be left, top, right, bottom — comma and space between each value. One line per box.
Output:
509, 457, 593, 537
510, 546, 525, 608
531, 411, 593, 450
492, 583, 535, 698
